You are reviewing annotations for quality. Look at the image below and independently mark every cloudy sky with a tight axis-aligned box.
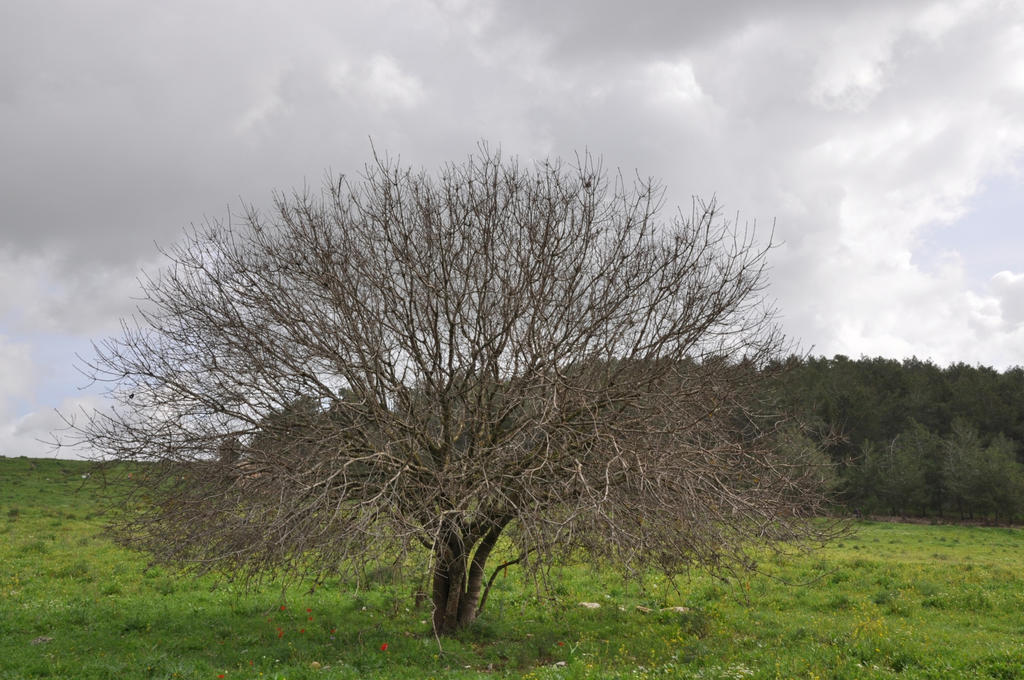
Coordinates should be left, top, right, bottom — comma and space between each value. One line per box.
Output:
2, 0, 1023, 458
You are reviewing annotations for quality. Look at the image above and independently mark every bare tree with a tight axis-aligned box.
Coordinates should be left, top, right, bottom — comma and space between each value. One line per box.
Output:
68, 146, 833, 635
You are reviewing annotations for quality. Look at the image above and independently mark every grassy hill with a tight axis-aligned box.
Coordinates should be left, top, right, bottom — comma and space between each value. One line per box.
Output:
2, 456, 1023, 679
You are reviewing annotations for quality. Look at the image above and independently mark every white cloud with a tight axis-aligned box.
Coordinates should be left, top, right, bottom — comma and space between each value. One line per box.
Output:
801, 251, 1012, 366
991, 270, 1024, 325
646, 60, 705, 107
0, 335, 34, 419
366, 55, 426, 109
0, 394, 106, 459
327, 54, 425, 110
910, 0, 987, 41
234, 90, 287, 140
808, 20, 897, 112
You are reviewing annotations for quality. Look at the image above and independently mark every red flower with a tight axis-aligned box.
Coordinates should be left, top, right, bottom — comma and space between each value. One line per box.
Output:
380, 642, 388, 651
330, 628, 336, 634
280, 605, 286, 611
300, 628, 306, 633
557, 641, 565, 647
306, 608, 312, 613
218, 675, 225, 679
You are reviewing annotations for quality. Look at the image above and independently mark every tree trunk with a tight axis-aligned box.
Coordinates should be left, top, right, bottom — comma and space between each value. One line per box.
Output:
430, 525, 504, 635
431, 553, 467, 635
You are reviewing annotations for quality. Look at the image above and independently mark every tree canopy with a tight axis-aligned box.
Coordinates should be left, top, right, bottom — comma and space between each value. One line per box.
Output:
69, 147, 832, 634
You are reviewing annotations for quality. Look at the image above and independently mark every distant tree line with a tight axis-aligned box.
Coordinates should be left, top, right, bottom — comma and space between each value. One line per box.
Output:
770, 356, 1024, 523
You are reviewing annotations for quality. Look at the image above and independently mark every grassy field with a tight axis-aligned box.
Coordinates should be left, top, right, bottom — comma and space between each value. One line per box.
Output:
2, 457, 1023, 679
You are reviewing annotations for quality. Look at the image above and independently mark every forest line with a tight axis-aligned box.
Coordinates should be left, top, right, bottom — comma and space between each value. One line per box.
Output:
772, 355, 1024, 523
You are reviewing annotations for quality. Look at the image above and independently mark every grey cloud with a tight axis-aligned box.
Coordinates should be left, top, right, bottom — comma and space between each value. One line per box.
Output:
484, 0, 929, 66
1, 0, 1023, 418
0, 1, 493, 264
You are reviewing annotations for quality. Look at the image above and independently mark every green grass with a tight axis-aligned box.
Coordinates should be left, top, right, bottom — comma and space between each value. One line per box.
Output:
2, 456, 1024, 679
